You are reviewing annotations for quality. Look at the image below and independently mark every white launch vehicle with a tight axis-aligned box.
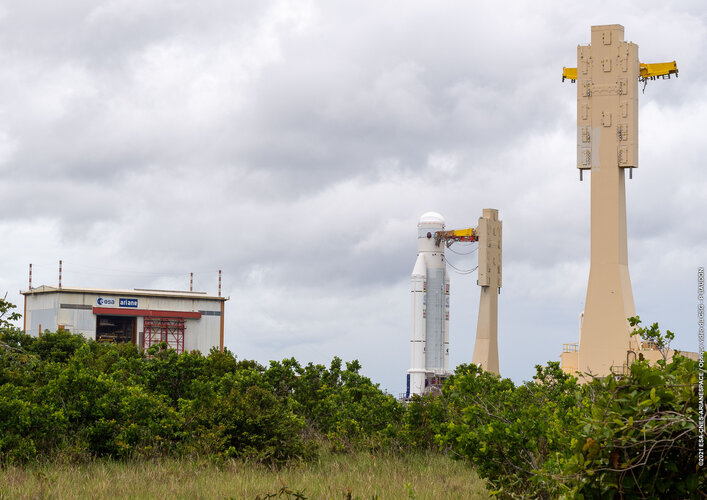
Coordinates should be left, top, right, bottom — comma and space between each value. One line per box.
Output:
407, 212, 450, 397
406, 209, 502, 397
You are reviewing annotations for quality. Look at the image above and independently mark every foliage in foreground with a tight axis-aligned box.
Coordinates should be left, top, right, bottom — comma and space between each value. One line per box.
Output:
439, 362, 579, 498
1, 299, 704, 498
0, 325, 400, 464
435, 320, 705, 499
560, 353, 702, 499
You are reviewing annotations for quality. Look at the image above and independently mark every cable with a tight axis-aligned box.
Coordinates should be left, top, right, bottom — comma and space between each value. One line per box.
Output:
443, 241, 479, 274
445, 258, 479, 275
446, 245, 478, 256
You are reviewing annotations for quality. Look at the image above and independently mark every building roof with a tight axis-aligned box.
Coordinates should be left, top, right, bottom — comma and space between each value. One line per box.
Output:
21, 285, 228, 301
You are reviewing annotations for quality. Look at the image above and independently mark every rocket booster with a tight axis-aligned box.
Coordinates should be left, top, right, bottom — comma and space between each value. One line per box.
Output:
407, 212, 450, 397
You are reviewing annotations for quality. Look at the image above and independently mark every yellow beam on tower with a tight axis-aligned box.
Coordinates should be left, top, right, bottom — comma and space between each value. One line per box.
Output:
562, 67, 577, 82
563, 61, 678, 82
434, 227, 477, 246
640, 61, 678, 79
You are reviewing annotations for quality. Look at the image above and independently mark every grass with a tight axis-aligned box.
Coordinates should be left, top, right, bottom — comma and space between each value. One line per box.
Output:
0, 449, 489, 499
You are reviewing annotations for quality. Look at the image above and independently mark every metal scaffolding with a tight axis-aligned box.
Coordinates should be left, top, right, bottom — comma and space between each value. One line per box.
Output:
144, 317, 185, 354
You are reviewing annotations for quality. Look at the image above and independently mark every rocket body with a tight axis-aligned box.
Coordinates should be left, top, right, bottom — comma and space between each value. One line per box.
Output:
407, 212, 450, 397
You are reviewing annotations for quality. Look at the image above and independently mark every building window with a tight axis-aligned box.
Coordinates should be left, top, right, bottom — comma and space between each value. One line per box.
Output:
96, 315, 136, 344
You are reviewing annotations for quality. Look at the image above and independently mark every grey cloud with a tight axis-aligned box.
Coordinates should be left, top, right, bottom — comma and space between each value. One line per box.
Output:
2, 1, 707, 392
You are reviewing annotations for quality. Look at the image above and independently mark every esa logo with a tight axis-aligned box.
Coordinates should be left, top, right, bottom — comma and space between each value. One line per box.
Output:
97, 297, 115, 306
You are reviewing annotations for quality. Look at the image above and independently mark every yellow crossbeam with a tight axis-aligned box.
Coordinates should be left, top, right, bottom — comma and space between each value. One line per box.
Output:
435, 227, 477, 246
448, 228, 476, 238
562, 61, 677, 82
640, 61, 678, 79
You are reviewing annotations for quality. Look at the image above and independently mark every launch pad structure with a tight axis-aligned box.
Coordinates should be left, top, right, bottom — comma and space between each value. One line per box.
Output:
471, 209, 502, 374
560, 24, 679, 376
407, 209, 501, 397
405, 24, 685, 395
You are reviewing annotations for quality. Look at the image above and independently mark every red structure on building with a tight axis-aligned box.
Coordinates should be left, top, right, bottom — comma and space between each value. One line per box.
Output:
144, 317, 186, 354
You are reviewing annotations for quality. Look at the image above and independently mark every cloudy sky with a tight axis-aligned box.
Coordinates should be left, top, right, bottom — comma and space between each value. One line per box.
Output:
1, 0, 705, 392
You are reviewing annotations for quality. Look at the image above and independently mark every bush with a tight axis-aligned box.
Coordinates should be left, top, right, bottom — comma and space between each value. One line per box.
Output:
3, 311, 701, 500
288, 357, 403, 451
181, 369, 315, 463
396, 393, 449, 451
29, 329, 87, 363
558, 353, 704, 499
0, 327, 37, 351
438, 362, 579, 499
0, 383, 67, 463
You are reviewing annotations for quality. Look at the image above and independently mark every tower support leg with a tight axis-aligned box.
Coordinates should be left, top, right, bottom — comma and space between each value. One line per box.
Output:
472, 285, 499, 374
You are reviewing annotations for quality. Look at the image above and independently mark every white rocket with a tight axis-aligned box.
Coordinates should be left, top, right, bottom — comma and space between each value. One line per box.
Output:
407, 212, 450, 397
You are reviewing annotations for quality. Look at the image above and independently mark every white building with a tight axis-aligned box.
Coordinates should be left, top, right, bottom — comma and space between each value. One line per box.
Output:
22, 286, 228, 354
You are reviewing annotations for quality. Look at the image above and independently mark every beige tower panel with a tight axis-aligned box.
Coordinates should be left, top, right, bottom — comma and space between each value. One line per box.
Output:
477, 209, 502, 288
577, 25, 638, 171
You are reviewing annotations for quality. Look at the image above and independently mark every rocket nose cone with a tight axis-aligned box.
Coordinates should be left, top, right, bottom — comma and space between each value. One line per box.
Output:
418, 212, 445, 226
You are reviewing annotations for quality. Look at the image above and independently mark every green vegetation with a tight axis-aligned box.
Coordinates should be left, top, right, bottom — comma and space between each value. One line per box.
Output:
560, 353, 701, 499
1, 299, 704, 498
629, 315, 676, 362
439, 362, 580, 498
0, 332, 399, 464
437, 354, 704, 499
0, 293, 21, 330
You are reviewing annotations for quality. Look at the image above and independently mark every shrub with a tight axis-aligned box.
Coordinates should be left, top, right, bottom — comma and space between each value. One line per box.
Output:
439, 362, 580, 499
29, 329, 87, 363
0, 383, 68, 463
182, 370, 315, 463
397, 393, 450, 451
558, 353, 704, 499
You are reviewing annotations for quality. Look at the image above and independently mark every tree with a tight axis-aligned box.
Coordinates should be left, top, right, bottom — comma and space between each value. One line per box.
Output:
0, 293, 21, 330
0, 295, 31, 355
629, 315, 675, 363
439, 363, 580, 499
30, 330, 88, 364
558, 353, 704, 499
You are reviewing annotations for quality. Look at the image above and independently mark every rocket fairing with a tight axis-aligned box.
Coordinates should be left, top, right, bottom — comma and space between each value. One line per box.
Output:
407, 212, 450, 397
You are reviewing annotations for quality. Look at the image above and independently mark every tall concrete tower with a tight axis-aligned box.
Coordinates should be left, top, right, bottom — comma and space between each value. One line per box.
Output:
472, 208, 502, 375
577, 24, 639, 376
564, 25, 677, 376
